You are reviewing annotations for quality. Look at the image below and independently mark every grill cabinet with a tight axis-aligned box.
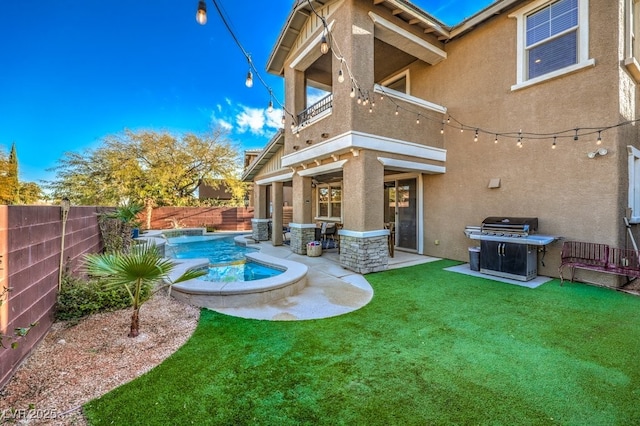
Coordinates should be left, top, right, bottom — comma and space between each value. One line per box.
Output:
478, 217, 539, 281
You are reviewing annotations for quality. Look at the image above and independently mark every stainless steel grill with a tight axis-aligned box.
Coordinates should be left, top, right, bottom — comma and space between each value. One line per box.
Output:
465, 217, 556, 282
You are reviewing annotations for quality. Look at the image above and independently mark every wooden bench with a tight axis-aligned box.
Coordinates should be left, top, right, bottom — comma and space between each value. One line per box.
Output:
559, 241, 640, 285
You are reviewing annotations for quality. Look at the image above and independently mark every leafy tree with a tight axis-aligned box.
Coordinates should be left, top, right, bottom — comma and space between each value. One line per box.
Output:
0, 143, 43, 205
0, 143, 19, 204
46, 129, 240, 207
83, 243, 205, 337
17, 181, 43, 204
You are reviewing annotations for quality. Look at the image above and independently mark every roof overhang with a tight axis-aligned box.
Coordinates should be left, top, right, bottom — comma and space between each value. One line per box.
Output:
241, 129, 285, 182
369, 12, 446, 65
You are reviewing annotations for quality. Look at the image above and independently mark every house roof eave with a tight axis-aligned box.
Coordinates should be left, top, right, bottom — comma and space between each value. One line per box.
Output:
241, 129, 286, 182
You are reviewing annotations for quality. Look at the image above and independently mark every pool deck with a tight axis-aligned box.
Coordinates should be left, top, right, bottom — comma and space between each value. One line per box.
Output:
208, 241, 440, 321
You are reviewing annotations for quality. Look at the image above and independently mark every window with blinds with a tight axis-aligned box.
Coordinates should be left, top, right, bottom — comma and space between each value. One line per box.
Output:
526, 0, 578, 79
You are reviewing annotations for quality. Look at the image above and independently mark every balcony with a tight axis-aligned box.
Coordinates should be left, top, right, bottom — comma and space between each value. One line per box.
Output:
296, 94, 333, 128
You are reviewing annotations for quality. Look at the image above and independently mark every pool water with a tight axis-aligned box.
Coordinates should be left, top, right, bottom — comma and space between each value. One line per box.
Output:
164, 234, 283, 282
165, 235, 257, 264
205, 261, 283, 282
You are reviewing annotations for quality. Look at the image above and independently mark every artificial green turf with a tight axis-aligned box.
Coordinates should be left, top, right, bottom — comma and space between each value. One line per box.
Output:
83, 259, 640, 425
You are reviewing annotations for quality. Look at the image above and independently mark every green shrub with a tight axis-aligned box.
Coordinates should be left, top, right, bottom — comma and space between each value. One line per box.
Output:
55, 275, 151, 321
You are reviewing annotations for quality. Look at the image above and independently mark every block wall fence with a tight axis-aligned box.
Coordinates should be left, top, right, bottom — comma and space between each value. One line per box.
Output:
0, 206, 106, 389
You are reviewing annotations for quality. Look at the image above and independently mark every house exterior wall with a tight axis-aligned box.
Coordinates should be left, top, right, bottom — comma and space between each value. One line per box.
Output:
414, 0, 624, 280
260, 0, 640, 283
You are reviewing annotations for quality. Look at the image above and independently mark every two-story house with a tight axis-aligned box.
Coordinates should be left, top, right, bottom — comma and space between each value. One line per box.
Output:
244, 0, 640, 285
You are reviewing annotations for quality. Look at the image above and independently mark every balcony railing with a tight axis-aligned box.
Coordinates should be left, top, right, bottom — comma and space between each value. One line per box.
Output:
297, 94, 333, 127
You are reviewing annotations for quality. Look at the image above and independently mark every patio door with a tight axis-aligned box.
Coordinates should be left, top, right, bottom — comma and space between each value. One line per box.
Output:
384, 178, 417, 251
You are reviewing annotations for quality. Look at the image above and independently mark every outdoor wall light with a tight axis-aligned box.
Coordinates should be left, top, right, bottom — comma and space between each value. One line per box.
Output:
587, 148, 608, 159
196, 0, 207, 25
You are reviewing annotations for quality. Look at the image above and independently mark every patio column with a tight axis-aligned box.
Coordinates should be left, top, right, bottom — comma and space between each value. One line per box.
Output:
251, 184, 269, 241
340, 150, 389, 273
271, 181, 283, 246
289, 173, 315, 255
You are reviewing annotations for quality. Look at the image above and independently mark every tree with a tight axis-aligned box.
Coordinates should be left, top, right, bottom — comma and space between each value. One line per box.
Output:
83, 243, 205, 337
46, 129, 241, 207
0, 143, 43, 205
0, 143, 19, 205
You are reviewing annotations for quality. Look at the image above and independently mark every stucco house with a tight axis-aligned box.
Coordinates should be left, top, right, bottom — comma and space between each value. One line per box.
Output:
244, 0, 640, 285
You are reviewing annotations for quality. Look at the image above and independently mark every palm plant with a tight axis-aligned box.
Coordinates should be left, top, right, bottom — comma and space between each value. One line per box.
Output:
83, 243, 205, 337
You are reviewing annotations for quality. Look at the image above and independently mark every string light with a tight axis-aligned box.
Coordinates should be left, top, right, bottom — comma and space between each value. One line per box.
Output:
494, 134, 498, 144
195, 0, 207, 25
474, 129, 479, 142
338, 68, 344, 83
350, 87, 356, 98
552, 136, 557, 149
440, 122, 445, 134
245, 69, 253, 88
267, 99, 274, 113
416, 114, 420, 125
597, 131, 602, 145
395, 106, 399, 116
574, 128, 579, 141
320, 34, 330, 54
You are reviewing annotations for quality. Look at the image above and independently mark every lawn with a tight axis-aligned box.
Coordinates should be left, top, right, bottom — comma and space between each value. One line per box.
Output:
84, 259, 640, 425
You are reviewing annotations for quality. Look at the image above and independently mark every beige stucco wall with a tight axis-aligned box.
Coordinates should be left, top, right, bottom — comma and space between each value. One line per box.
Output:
415, 0, 627, 278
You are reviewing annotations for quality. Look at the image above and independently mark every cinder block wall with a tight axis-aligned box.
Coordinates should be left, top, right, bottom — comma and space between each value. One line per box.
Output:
149, 207, 254, 231
0, 206, 104, 389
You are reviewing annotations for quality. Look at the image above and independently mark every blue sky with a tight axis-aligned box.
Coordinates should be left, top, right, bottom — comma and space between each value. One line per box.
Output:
0, 0, 493, 184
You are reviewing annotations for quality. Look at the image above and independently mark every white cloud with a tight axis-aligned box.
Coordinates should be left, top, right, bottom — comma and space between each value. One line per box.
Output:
236, 106, 266, 135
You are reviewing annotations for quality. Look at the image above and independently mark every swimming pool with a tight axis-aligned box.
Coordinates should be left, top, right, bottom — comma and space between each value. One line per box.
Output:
164, 234, 284, 282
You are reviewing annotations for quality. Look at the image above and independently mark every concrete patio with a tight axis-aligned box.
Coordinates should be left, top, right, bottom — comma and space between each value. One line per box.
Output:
211, 241, 440, 321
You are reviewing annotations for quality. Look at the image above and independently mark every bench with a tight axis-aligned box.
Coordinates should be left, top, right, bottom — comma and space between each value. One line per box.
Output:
559, 241, 640, 285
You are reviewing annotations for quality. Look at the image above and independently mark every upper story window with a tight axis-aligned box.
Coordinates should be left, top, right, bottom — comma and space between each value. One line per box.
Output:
625, 0, 640, 81
510, 0, 594, 91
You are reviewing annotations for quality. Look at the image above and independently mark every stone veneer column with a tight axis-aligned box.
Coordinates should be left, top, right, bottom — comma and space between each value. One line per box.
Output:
251, 218, 270, 241
339, 229, 390, 274
288, 223, 317, 255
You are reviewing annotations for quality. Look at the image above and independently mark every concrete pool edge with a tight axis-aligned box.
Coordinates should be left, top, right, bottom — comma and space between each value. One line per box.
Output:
168, 251, 309, 309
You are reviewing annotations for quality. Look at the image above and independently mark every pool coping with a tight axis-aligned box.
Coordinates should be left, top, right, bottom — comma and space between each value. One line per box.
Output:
148, 230, 309, 309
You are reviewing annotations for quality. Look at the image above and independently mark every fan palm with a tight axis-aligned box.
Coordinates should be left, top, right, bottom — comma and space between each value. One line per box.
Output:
83, 243, 205, 337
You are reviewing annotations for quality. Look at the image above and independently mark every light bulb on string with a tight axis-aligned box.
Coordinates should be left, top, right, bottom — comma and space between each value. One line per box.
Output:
196, 0, 207, 25
494, 134, 498, 144
474, 129, 479, 142
320, 35, 330, 54
350, 86, 356, 98
597, 131, 602, 145
552, 136, 557, 149
395, 106, 399, 116
281, 115, 286, 125
574, 128, 579, 141
338, 69, 344, 83
267, 99, 274, 113
460, 127, 464, 133
369, 105, 373, 113
447, 116, 451, 124
245, 69, 253, 88
440, 122, 445, 134
416, 115, 420, 125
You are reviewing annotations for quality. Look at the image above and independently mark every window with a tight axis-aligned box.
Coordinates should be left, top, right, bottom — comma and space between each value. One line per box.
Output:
625, 0, 640, 81
510, 0, 594, 90
628, 146, 640, 223
316, 183, 342, 220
